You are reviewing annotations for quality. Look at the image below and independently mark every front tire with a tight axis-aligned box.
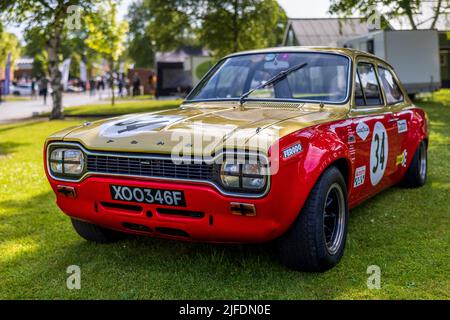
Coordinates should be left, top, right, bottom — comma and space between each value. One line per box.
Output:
400, 140, 427, 188
277, 166, 349, 272
71, 218, 125, 243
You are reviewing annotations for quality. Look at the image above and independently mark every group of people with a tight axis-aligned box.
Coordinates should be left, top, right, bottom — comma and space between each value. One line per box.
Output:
0, 71, 158, 105
86, 72, 155, 99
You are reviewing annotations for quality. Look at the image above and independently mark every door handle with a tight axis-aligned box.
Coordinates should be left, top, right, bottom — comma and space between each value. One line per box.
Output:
388, 117, 399, 123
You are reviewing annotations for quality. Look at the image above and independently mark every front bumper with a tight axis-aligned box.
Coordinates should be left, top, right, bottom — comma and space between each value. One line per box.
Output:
47, 175, 302, 243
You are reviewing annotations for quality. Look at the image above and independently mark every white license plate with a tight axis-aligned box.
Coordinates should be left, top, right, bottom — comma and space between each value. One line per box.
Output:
110, 185, 186, 207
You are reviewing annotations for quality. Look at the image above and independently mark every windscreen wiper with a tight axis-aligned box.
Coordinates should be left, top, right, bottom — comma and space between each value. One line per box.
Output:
239, 62, 308, 106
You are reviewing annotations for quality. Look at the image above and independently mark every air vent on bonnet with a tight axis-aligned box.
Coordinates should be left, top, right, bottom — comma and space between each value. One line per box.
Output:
181, 101, 303, 110
244, 101, 303, 109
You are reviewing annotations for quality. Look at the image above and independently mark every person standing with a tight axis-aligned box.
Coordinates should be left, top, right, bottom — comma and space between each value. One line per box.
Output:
148, 71, 157, 97
89, 78, 96, 96
31, 78, 37, 100
118, 73, 124, 98
40, 77, 49, 105
0, 79, 3, 104
132, 72, 140, 97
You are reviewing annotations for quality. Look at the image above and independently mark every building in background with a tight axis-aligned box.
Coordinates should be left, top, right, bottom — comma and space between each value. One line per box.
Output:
283, 18, 384, 47
155, 47, 210, 97
13, 57, 34, 82
127, 68, 156, 95
339, 30, 441, 96
438, 31, 450, 88
282, 17, 446, 93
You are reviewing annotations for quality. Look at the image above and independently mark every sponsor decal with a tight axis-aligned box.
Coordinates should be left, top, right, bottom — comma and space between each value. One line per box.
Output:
282, 143, 302, 159
356, 121, 370, 141
99, 114, 183, 138
370, 122, 388, 186
396, 149, 408, 167
353, 165, 366, 187
397, 119, 408, 133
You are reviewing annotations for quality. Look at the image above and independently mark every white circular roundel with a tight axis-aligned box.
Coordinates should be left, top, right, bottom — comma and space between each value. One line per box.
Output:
370, 122, 388, 186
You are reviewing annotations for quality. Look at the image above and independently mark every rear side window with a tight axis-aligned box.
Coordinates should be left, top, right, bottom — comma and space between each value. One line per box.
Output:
378, 66, 404, 104
355, 62, 383, 107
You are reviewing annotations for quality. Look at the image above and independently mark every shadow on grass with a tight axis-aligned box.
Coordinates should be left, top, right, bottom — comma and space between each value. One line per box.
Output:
0, 141, 29, 157
0, 120, 47, 134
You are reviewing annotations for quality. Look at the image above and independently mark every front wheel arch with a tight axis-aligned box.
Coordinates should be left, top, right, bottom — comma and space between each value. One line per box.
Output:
276, 165, 349, 271
328, 158, 350, 192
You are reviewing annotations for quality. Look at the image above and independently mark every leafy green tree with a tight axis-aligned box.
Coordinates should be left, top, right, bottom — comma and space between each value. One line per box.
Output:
1, 0, 99, 119
329, 0, 450, 30
126, 1, 156, 68
199, 0, 287, 57
126, 0, 286, 62
126, 0, 197, 65
146, 0, 197, 52
23, 27, 48, 78
0, 30, 21, 70
85, 0, 129, 105
24, 25, 99, 81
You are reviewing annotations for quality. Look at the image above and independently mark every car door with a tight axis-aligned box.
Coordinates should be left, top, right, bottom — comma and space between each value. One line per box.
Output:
348, 59, 398, 205
377, 64, 411, 181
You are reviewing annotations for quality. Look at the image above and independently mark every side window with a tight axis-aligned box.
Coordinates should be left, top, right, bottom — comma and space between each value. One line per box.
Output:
378, 66, 404, 104
354, 71, 365, 106
355, 62, 383, 107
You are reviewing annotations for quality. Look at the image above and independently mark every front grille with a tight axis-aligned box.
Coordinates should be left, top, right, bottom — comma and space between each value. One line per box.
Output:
86, 154, 215, 181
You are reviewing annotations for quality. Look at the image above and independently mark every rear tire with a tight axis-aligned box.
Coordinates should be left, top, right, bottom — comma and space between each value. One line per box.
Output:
277, 166, 349, 272
71, 218, 125, 243
400, 140, 427, 188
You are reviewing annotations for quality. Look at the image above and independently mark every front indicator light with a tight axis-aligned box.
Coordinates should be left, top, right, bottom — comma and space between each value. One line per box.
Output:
230, 202, 256, 216
56, 185, 77, 198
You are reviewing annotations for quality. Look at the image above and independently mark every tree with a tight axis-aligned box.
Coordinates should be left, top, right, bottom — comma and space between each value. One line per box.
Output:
0, 30, 21, 70
1, 0, 99, 119
199, 0, 287, 57
126, 1, 156, 68
126, 0, 287, 61
329, 0, 450, 30
85, 0, 128, 106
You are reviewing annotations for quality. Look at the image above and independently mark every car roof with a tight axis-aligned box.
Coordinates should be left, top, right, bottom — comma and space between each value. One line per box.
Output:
224, 46, 394, 69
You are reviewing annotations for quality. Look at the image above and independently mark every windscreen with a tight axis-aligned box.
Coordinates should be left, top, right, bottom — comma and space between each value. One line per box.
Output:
186, 52, 350, 103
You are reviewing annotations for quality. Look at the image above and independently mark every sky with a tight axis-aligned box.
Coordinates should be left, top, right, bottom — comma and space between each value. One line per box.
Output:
6, 0, 334, 40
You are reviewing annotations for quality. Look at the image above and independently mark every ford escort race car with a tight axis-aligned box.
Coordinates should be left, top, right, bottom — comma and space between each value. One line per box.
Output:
44, 47, 428, 271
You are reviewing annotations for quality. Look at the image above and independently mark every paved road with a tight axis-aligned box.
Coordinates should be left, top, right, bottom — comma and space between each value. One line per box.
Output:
0, 93, 110, 124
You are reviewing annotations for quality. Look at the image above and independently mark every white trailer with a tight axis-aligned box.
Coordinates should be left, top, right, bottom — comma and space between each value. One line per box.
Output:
339, 30, 441, 96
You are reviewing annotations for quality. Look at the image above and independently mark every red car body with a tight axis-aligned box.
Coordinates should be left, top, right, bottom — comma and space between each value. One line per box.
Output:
44, 48, 429, 271
44, 107, 428, 243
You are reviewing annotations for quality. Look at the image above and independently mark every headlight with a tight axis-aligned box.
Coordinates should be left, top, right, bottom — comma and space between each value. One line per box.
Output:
219, 158, 268, 192
49, 147, 85, 176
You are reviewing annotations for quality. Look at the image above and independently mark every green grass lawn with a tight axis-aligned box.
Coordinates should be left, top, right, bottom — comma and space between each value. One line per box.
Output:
62, 99, 181, 116
0, 95, 449, 299
1, 95, 30, 102
112, 94, 155, 101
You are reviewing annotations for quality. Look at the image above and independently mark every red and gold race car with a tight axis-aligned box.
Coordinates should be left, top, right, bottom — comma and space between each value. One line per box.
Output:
44, 47, 428, 271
